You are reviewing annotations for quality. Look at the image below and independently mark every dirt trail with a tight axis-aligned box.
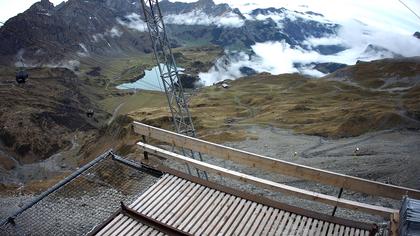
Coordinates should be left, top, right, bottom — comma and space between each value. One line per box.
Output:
107, 102, 125, 125
233, 96, 256, 119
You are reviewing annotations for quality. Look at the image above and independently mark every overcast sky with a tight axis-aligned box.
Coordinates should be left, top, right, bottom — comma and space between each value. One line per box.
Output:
0, 0, 419, 33
0, 0, 62, 23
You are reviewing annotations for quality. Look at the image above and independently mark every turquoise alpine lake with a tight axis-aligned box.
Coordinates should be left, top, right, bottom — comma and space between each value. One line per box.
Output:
117, 64, 184, 92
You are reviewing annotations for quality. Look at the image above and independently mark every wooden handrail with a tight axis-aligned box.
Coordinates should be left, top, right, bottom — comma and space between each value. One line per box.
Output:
133, 121, 420, 200
137, 141, 397, 218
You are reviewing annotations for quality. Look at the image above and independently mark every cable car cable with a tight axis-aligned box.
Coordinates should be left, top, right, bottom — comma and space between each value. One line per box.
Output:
398, 0, 420, 22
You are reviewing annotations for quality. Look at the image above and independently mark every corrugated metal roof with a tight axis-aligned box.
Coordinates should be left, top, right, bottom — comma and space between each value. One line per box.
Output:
92, 173, 374, 236
95, 214, 163, 236
400, 197, 420, 236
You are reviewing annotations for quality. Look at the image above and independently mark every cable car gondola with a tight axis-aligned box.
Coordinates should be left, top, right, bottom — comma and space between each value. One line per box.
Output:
16, 69, 28, 84
86, 109, 94, 118
16, 60, 28, 84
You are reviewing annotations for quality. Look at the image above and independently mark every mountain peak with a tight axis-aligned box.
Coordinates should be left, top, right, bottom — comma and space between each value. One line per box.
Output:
196, 0, 216, 6
39, 0, 54, 9
250, 7, 287, 16
29, 0, 55, 12
159, 0, 231, 16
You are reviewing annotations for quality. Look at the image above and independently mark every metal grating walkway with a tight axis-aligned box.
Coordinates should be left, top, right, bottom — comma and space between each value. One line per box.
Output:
92, 172, 375, 236
0, 152, 161, 236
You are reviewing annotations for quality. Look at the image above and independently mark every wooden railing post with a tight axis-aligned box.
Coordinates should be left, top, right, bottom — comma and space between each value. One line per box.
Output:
142, 135, 149, 161
389, 212, 399, 236
332, 188, 344, 216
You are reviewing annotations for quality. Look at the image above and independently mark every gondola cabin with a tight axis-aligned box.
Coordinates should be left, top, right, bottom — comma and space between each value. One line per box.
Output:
16, 70, 28, 84
86, 109, 94, 118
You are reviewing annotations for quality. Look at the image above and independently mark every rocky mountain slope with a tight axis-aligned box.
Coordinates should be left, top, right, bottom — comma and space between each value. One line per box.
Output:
0, 0, 340, 67
0, 66, 108, 168
0, 0, 151, 65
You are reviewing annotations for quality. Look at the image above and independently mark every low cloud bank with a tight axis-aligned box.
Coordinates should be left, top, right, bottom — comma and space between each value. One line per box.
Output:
117, 13, 148, 32
164, 10, 245, 28
199, 18, 420, 85
198, 51, 268, 86
117, 11, 244, 30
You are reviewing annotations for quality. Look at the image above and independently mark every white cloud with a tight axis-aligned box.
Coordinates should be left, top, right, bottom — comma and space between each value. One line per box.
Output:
199, 52, 255, 85
336, 20, 420, 58
169, 0, 419, 35
196, 0, 420, 83
252, 41, 318, 74
164, 10, 244, 28
199, 50, 283, 85
304, 37, 344, 47
167, 1, 420, 83
117, 13, 148, 32
107, 27, 123, 38
199, 23, 420, 83
232, 0, 419, 35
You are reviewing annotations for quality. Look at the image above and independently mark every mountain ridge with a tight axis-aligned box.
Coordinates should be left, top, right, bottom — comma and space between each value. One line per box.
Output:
0, 0, 341, 68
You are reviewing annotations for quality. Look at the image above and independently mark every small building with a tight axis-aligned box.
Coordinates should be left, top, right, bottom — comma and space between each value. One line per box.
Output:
221, 83, 230, 89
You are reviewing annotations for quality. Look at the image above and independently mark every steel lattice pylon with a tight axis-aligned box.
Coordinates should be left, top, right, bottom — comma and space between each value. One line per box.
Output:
140, 0, 207, 179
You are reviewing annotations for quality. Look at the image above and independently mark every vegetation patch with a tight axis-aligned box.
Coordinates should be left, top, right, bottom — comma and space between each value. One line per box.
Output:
129, 58, 420, 139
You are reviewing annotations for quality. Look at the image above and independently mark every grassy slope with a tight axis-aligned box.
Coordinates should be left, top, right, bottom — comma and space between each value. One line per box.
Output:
129, 58, 420, 139
326, 58, 420, 89
100, 91, 167, 115
0, 67, 108, 166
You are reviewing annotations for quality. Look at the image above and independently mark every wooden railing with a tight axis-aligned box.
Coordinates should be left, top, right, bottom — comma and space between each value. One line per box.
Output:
133, 122, 420, 218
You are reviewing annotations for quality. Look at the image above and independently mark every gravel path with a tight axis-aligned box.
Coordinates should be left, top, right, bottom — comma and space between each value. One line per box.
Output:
167, 125, 420, 224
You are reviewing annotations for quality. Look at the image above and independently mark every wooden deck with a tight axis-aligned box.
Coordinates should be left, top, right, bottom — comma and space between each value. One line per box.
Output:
91, 170, 376, 236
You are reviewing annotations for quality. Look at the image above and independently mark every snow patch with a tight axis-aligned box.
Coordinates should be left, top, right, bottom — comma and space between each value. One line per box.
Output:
77, 43, 89, 57
79, 43, 88, 53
